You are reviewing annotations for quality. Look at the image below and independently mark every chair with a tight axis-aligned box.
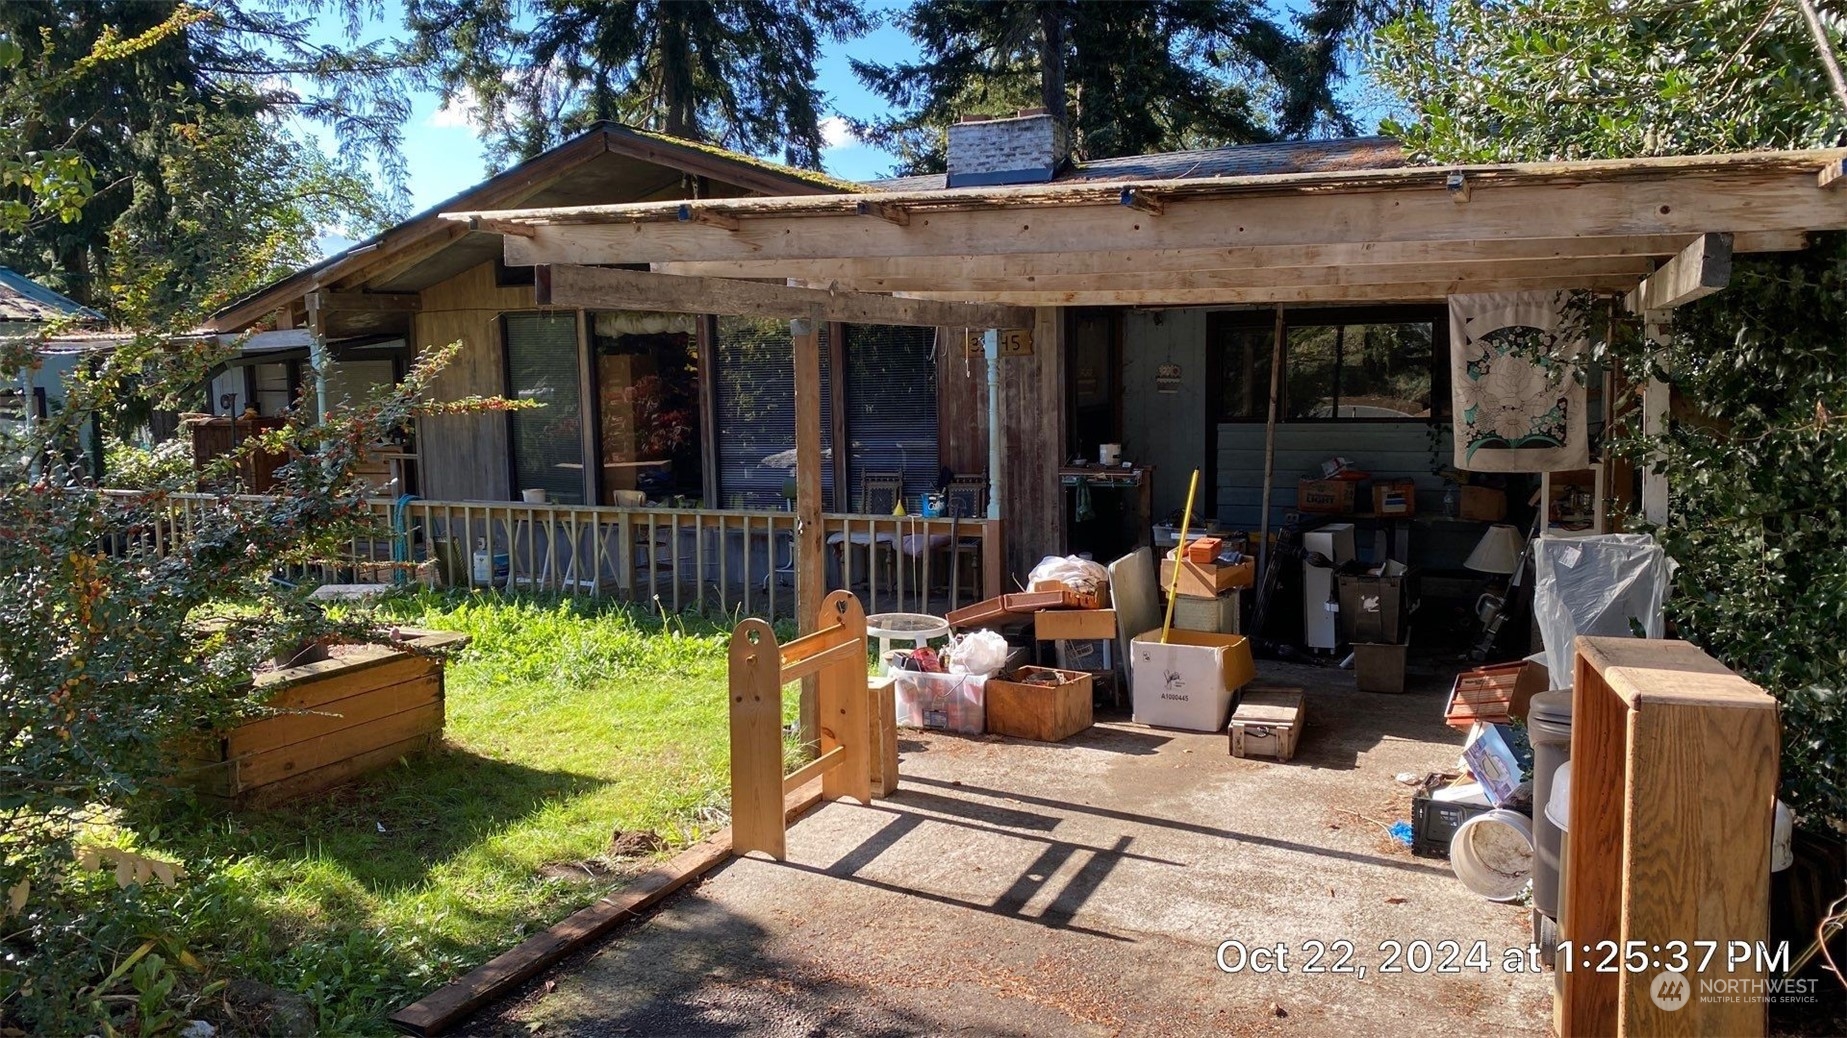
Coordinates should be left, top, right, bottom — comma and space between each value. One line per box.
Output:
943, 476, 987, 608
829, 472, 904, 602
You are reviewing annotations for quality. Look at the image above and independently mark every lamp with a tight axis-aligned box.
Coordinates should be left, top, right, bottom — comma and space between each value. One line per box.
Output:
1465, 523, 1525, 575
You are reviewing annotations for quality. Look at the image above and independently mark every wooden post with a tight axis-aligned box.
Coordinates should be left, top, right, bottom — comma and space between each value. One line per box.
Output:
1641, 314, 1670, 525
816, 589, 872, 805
1255, 305, 1285, 572
727, 618, 785, 859
792, 314, 825, 749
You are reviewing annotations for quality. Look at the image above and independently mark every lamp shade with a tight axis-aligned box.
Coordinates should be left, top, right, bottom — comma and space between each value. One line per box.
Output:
1465, 523, 1525, 575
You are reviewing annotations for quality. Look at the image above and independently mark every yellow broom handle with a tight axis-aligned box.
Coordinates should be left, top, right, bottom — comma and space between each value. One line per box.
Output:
1161, 469, 1201, 643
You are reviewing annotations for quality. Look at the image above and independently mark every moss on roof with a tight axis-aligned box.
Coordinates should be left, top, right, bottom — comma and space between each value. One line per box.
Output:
616, 125, 867, 194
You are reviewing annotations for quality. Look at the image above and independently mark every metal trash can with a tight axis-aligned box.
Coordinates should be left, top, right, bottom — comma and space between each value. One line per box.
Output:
1528, 689, 1573, 921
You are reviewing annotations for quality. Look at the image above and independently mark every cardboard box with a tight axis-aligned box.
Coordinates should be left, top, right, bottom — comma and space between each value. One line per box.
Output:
1298, 478, 1356, 514
1129, 629, 1256, 731
1459, 485, 1507, 521
1372, 479, 1417, 516
1353, 642, 1407, 693
1227, 688, 1305, 761
1160, 557, 1255, 598
1034, 608, 1116, 641
1337, 574, 1405, 644
987, 667, 1094, 742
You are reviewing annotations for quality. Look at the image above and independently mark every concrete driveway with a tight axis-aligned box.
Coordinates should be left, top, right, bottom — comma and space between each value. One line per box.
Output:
473, 661, 1551, 1037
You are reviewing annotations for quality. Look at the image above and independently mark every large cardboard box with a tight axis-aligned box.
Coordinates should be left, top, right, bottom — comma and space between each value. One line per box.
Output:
1160, 557, 1255, 598
1129, 629, 1256, 731
1459, 486, 1507, 521
987, 667, 1093, 742
1298, 478, 1357, 514
1035, 608, 1116, 641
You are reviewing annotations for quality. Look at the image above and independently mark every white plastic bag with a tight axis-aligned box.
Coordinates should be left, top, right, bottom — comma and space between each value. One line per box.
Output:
949, 628, 1011, 676
1532, 534, 1670, 678
1027, 555, 1110, 597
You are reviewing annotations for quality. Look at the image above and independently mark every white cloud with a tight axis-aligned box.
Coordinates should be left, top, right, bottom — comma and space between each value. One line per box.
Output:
427, 89, 481, 129
819, 116, 856, 150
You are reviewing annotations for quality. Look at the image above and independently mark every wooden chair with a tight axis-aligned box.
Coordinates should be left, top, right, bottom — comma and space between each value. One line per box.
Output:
943, 476, 987, 608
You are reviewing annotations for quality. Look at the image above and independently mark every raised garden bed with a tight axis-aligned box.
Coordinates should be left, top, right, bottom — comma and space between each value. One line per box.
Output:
180, 628, 466, 808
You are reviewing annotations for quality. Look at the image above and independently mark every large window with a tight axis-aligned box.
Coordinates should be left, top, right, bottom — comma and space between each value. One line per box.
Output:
590, 311, 702, 504
843, 325, 938, 503
1211, 307, 1446, 422
503, 312, 586, 504
714, 316, 836, 510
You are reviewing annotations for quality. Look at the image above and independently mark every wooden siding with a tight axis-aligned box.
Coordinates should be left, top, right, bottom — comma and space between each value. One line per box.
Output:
413, 262, 539, 500
997, 308, 1065, 581
1216, 421, 1451, 530
936, 326, 989, 475
1121, 309, 1209, 520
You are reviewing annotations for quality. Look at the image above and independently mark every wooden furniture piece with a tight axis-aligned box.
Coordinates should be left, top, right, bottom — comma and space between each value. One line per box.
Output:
728, 590, 885, 860
986, 667, 1093, 742
944, 476, 987, 609
1561, 637, 1779, 1038
184, 412, 289, 493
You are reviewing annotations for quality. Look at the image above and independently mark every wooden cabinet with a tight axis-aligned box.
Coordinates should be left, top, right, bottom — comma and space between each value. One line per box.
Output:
1561, 637, 1779, 1037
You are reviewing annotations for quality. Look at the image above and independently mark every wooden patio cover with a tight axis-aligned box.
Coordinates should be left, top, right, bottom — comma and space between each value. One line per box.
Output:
442, 147, 1847, 627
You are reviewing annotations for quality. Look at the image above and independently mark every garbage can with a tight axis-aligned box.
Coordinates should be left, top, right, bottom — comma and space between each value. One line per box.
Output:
1528, 689, 1573, 921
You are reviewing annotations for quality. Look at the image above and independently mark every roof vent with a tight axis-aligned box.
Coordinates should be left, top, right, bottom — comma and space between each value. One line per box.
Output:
946, 111, 1069, 188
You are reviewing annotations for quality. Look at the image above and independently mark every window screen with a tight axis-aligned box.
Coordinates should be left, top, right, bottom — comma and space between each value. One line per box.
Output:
843, 325, 938, 509
504, 312, 586, 504
714, 316, 834, 510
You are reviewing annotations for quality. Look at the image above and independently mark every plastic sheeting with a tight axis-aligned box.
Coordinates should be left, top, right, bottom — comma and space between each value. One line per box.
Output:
1532, 534, 1670, 678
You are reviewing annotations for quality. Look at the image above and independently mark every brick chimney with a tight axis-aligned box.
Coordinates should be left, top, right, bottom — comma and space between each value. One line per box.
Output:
946, 108, 1070, 188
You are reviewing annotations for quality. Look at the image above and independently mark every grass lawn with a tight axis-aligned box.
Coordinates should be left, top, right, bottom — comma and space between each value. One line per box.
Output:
131, 590, 796, 1032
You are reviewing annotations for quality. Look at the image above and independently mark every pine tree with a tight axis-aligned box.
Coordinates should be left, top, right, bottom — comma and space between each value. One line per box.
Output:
853, 0, 1353, 175
404, 0, 871, 170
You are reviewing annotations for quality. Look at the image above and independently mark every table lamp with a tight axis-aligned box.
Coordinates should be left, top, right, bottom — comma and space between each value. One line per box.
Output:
1465, 523, 1525, 575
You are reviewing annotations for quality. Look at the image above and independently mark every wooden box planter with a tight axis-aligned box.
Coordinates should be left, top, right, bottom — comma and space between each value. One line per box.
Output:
180, 629, 465, 808
986, 666, 1093, 742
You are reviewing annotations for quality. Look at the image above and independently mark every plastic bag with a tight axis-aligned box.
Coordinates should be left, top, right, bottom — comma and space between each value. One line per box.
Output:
949, 628, 1011, 676
1027, 555, 1110, 597
1532, 534, 1670, 678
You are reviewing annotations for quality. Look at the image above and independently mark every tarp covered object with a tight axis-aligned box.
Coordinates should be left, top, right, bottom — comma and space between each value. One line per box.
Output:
1533, 534, 1670, 679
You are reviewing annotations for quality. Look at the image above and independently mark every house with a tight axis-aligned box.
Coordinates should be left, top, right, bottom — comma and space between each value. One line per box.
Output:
1, 267, 107, 473
200, 114, 1847, 619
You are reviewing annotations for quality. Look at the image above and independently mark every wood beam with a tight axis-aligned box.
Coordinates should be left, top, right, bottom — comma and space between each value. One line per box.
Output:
855, 200, 911, 226
811, 256, 1656, 295
649, 231, 1807, 282
501, 172, 1845, 268
791, 315, 825, 750
305, 289, 423, 313
895, 274, 1646, 307
1626, 232, 1733, 311
1119, 187, 1164, 216
678, 204, 741, 231
534, 264, 1033, 329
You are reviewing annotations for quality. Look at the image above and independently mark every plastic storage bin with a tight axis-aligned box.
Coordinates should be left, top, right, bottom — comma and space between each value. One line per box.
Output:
892, 670, 989, 734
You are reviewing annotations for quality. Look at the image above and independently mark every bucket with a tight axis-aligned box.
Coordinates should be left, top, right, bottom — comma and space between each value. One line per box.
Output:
1450, 809, 1535, 901
1099, 443, 1122, 466
521, 488, 548, 503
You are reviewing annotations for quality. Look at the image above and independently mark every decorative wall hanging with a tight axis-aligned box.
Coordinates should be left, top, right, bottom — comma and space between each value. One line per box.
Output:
1448, 291, 1589, 473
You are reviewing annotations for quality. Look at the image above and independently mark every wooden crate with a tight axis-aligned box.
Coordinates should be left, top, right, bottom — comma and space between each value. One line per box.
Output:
180, 630, 463, 808
986, 667, 1093, 742
1560, 638, 1779, 1038
1227, 688, 1304, 762
1034, 608, 1116, 641
1160, 557, 1255, 598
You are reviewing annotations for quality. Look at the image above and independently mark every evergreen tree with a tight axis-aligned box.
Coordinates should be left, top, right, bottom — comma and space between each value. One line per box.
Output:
853, 0, 1353, 176
403, 0, 871, 170
0, 1, 408, 322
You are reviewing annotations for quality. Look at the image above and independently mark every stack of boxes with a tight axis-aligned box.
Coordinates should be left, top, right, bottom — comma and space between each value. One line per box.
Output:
1158, 536, 1253, 636
1339, 564, 1409, 692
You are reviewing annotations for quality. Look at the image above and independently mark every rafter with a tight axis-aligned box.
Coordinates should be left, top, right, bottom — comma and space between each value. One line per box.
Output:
535, 265, 1032, 328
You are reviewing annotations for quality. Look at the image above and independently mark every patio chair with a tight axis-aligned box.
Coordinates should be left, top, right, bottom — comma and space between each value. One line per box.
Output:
943, 476, 987, 609
829, 472, 904, 603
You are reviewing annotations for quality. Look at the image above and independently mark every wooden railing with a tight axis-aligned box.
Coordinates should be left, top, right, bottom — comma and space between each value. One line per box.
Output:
728, 590, 894, 860
103, 491, 1004, 618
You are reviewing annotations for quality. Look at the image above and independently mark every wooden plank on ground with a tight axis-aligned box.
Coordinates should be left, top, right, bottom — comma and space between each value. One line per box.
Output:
386, 782, 827, 1037
225, 674, 442, 758
234, 701, 444, 789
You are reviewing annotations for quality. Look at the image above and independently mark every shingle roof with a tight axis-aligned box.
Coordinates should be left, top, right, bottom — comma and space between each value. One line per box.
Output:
0, 267, 105, 323
865, 135, 1404, 191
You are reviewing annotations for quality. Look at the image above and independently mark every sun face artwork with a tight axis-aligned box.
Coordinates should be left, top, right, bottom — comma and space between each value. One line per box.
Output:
1448, 292, 1590, 473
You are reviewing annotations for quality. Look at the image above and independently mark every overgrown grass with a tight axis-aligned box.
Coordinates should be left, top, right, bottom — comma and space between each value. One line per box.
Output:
20, 590, 800, 1033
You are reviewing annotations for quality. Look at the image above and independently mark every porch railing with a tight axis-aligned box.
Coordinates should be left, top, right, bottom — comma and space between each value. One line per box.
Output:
106, 491, 1004, 618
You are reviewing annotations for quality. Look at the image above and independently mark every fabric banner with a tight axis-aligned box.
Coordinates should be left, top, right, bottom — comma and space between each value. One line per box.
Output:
1449, 291, 1589, 473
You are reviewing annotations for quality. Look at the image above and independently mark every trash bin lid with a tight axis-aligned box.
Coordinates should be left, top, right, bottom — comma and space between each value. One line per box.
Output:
1528, 689, 1573, 725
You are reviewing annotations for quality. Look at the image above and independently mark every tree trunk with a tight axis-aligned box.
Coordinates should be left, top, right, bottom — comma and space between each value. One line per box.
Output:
658, 8, 698, 140
1038, 2, 1067, 127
